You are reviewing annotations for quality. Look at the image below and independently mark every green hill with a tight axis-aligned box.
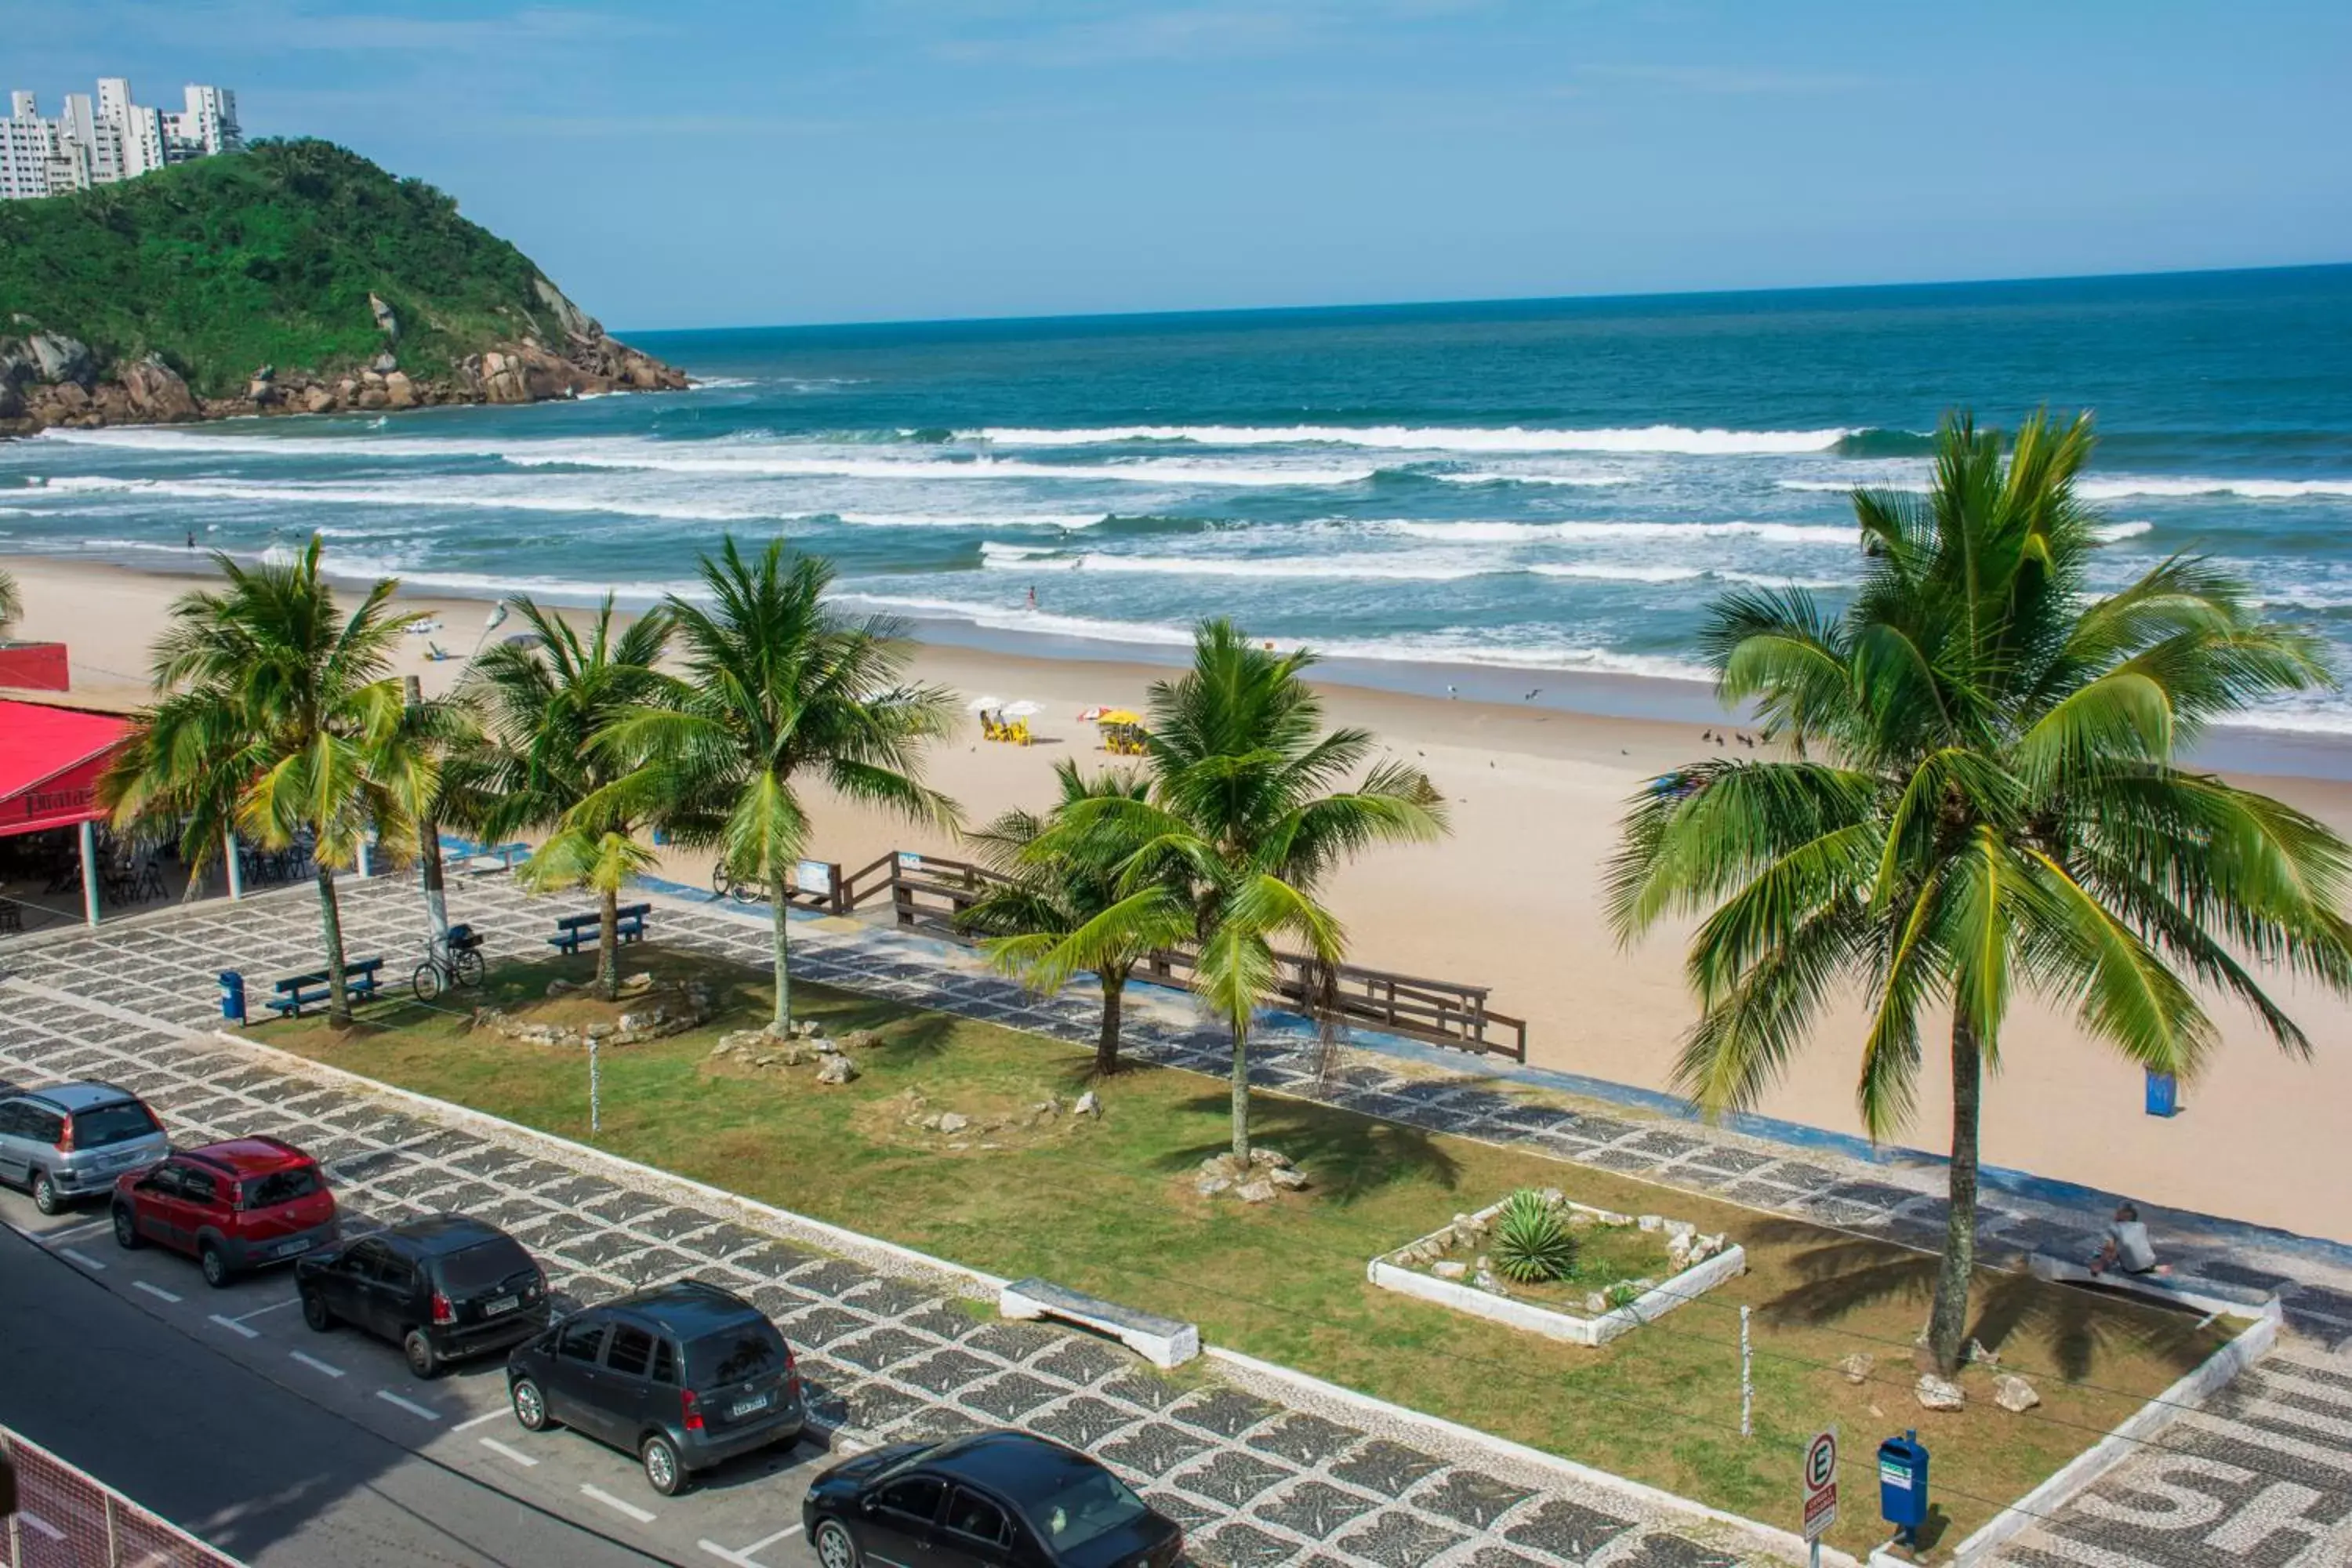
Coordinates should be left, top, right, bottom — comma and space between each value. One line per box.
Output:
0, 138, 675, 406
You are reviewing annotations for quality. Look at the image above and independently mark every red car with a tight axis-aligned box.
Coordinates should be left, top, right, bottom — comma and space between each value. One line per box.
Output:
111, 1137, 339, 1287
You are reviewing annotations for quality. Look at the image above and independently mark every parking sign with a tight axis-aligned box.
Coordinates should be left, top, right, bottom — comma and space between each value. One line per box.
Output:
1803, 1427, 1838, 1542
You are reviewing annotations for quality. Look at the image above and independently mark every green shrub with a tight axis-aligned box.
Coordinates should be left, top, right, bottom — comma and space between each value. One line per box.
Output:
1490, 1189, 1577, 1283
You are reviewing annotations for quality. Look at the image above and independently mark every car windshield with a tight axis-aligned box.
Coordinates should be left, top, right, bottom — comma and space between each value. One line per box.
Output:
437, 1240, 532, 1294
72, 1102, 160, 1149
1019, 1466, 1150, 1552
684, 1325, 782, 1384
240, 1165, 320, 1209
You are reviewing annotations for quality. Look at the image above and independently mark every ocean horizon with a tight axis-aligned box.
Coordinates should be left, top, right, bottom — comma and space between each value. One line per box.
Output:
6, 261, 2352, 738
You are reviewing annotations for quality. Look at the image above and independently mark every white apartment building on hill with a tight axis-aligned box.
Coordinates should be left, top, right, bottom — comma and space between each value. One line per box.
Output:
1, 78, 241, 201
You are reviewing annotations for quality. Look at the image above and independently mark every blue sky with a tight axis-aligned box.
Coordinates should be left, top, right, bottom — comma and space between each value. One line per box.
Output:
13, 2, 2350, 330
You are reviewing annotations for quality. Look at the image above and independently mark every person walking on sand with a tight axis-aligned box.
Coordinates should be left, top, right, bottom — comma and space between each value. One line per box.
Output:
2091, 1202, 2165, 1277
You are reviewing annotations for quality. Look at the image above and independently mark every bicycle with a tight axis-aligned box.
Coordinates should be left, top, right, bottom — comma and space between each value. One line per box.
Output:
410, 923, 487, 1001
710, 865, 764, 903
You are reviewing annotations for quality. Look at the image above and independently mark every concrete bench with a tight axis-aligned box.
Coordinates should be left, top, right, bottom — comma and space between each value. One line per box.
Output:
1000, 1276, 1200, 1369
2027, 1252, 2273, 1318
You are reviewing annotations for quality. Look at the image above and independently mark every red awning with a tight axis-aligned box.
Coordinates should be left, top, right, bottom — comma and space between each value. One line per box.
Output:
0, 700, 134, 838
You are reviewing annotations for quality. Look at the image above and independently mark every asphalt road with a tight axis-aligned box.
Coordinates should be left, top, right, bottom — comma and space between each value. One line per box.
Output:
0, 1199, 824, 1567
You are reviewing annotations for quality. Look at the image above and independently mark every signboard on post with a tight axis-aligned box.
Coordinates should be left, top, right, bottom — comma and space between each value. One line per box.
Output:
1802, 1426, 1839, 1552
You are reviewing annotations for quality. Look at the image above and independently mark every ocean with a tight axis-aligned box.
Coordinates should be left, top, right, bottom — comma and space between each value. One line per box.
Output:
6, 263, 2352, 733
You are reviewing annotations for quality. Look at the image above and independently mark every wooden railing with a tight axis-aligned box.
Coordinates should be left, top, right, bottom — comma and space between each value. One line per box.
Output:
797, 848, 1527, 1062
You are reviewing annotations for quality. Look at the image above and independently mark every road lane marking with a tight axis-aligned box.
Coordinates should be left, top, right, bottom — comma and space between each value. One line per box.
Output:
376, 1390, 441, 1421
19, 1511, 64, 1541
478, 1437, 539, 1468
292, 1352, 347, 1379
61, 1247, 107, 1271
581, 1486, 657, 1524
232, 1296, 302, 1323
454, 1408, 511, 1432
43, 1218, 112, 1242
209, 1314, 260, 1339
132, 1280, 184, 1304
700, 1524, 805, 1564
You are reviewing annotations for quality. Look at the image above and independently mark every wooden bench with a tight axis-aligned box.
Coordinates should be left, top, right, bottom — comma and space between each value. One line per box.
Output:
548, 902, 652, 956
1000, 1276, 1200, 1369
266, 957, 386, 1019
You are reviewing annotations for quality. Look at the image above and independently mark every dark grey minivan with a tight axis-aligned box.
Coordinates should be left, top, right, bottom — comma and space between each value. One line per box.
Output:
0, 1082, 171, 1214
507, 1280, 805, 1495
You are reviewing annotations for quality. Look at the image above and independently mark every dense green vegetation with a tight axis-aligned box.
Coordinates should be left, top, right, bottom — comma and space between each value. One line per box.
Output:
0, 140, 583, 396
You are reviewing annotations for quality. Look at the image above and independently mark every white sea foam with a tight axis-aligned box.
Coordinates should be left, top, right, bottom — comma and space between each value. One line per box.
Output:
1427, 471, 1639, 488
2099, 521, 2154, 540
1777, 477, 1932, 494
38, 474, 776, 524
836, 510, 1109, 530
2078, 476, 2352, 501
982, 551, 1497, 582
1380, 518, 1858, 546
966, 423, 1857, 456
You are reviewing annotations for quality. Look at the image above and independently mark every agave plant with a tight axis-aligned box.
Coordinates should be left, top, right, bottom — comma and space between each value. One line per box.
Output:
1489, 1189, 1577, 1284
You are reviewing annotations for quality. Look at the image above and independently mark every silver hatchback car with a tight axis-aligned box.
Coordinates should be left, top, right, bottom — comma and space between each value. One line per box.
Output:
0, 1082, 172, 1215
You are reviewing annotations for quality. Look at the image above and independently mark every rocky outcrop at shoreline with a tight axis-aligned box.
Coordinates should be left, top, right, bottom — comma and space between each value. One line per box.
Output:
0, 278, 688, 437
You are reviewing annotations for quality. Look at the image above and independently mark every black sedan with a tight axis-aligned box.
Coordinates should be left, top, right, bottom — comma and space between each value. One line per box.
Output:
804, 1430, 1183, 1568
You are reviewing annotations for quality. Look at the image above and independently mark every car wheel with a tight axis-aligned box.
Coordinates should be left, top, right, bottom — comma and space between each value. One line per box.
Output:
812, 1519, 861, 1568
111, 1204, 143, 1250
301, 1287, 336, 1332
510, 1377, 553, 1432
31, 1171, 64, 1216
198, 1241, 232, 1289
402, 1329, 441, 1380
640, 1432, 686, 1497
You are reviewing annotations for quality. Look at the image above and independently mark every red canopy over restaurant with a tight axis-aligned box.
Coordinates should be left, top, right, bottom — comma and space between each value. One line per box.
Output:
1, 699, 135, 926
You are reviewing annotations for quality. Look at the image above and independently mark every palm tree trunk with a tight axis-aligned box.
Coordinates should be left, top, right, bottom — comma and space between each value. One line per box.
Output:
315, 865, 352, 1029
1926, 1016, 1984, 1374
1095, 967, 1127, 1077
1229, 1014, 1251, 1163
597, 883, 620, 1002
770, 873, 791, 1031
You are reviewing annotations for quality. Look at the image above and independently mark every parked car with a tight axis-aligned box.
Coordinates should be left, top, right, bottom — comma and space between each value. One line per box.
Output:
296, 1213, 550, 1378
110, 1137, 337, 1287
506, 1279, 804, 1495
0, 1082, 170, 1216
804, 1430, 1185, 1568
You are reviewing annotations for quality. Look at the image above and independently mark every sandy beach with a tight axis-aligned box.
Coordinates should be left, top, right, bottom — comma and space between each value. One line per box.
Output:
9, 550, 2351, 1243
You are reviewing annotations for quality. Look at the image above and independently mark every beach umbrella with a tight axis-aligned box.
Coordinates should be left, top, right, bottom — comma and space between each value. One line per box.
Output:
1096, 708, 1143, 725
967, 695, 1005, 712
1001, 699, 1043, 717
1076, 705, 1111, 722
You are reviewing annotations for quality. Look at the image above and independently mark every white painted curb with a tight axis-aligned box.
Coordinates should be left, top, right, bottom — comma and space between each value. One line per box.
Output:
1944, 1297, 2281, 1564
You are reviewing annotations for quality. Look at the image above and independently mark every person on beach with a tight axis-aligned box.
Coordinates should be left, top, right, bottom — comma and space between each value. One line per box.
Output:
2090, 1203, 2165, 1277
1027, 584, 1037, 611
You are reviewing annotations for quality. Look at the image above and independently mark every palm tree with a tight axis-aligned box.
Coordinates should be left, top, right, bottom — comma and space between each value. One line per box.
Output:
452, 595, 673, 1000
1608, 410, 2352, 1374
0, 567, 20, 637
1038, 620, 1449, 1161
960, 760, 1193, 1077
101, 536, 426, 1026
593, 538, 956, 1031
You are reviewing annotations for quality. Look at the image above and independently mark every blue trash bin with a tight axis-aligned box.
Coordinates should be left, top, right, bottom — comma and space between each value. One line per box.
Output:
1878, 1429, 1929, 1546
2145, 1069, 2180, 1117
219, 969, 247, 1026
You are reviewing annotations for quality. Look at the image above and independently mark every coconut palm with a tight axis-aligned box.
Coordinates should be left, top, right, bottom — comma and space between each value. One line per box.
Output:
1608, 410, 2352, 1374
960, 760, 1194, 1077
0, 567, 20, 637
100, 536, 426, 1026
1036, 620, 1449, 1160
591, 538, 956, 1031
452, 595, 673, 1000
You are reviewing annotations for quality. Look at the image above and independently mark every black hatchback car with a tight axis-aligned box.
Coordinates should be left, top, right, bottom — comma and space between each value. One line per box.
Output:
296, 1214, 549, 1378
804, 1430, 1184, 1568
506, 1279, 805, 1495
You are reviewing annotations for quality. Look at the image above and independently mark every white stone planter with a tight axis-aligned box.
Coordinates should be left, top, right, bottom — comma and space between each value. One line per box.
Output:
1368, 1198, 1746, 1347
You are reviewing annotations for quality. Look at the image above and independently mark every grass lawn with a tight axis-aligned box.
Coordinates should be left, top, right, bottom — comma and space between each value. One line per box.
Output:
260, 943, 2230, 1558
